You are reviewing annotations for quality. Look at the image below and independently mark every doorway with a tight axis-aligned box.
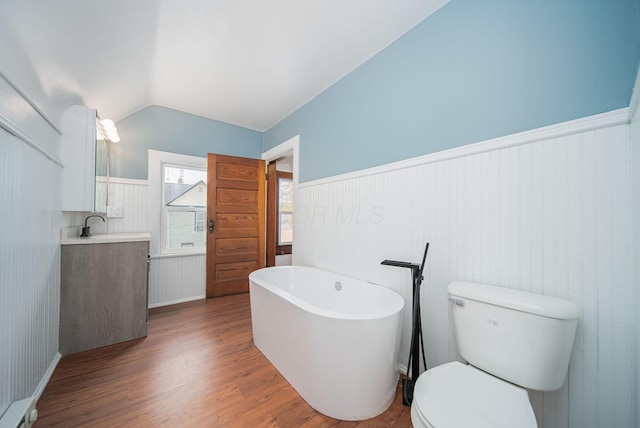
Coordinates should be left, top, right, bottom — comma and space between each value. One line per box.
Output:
205, 135, 299, 297
263, 135, 300, 267
267, 157, 293, 266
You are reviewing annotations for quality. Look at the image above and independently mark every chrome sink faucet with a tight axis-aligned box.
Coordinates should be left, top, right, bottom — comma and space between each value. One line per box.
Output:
80, 215, 105, 237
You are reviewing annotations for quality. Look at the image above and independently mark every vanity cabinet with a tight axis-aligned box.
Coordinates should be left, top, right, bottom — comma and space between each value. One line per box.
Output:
60, 104, 108, 213
59, 239, 149, 355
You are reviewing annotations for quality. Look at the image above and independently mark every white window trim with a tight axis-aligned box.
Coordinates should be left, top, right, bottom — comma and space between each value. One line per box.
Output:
262, 135, 299, 188
148, 150, 207, 258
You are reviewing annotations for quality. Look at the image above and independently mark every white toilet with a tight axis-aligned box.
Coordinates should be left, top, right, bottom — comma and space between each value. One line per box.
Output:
411, 281, 580, 428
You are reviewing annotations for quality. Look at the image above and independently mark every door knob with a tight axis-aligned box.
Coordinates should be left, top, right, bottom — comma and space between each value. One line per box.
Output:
208, 219, 215, 233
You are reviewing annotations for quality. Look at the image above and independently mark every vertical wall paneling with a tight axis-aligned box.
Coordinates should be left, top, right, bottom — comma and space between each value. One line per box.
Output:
0, 72, 62, 415
106, 178, 149, 234
0, 129, 61, 415
629, 93, 640, 428
148, 255, 206, 307
629, 90, 640, 428
294, 120, 635, 427
565, 132, 586, 428
606, 125, 634, 427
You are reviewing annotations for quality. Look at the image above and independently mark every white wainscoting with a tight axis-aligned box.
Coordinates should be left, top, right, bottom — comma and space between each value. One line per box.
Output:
107, 178, 150, 234
107, 179, 206, 307
630, 98, 640, 428
294, 118, 635, 427
148, 255, 206, 307
0, 131, 62, 413
0, 71, 62, 416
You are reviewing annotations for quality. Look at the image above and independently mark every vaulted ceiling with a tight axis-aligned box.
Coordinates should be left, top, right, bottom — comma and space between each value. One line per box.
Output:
0, 0, 449, 131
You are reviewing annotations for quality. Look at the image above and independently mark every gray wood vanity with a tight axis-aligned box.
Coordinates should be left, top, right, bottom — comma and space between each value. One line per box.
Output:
60, 233, 151, 355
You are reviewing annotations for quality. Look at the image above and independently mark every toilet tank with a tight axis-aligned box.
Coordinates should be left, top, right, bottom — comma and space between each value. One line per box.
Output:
447, 281, 580, 391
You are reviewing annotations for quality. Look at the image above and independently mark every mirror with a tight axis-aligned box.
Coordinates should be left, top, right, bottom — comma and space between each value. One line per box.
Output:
94, 131, 108, 213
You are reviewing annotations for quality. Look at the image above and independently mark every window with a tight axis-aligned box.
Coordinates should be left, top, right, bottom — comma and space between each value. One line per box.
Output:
194, 211, 206, 231
277, 172, 293, 245
162, 164, 207, 254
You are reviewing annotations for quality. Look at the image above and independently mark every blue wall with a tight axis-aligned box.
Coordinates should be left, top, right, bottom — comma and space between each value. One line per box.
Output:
264, 0, 640, 183
111, 105, 263, 179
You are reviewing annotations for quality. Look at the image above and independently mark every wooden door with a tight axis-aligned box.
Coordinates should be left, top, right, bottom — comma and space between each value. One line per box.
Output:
206, 154, 265, 297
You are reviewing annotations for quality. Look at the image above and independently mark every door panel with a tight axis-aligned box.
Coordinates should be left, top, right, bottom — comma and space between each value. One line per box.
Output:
216, 237, 259, 256
207, 154, 265, 297
217, 188, 258, 205
217, 163, 260, 181
217, 213, 259, 229
215, 261, 259, 281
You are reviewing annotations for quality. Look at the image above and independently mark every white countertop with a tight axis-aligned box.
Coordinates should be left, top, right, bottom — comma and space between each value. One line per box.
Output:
61, 230, 151, 245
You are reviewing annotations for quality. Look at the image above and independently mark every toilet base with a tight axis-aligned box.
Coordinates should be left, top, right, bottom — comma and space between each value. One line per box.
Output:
410, 362, 537, 428
410, 401, 433, 428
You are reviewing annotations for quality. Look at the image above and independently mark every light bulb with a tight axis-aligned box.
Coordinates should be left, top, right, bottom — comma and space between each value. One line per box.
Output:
101, 119, 115, 129
98, 118, 120, 143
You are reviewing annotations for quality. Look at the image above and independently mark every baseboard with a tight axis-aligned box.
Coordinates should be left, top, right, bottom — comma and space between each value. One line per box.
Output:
148, 295, 205, 309
397, 363, 408, 376
33, 352, 61, 401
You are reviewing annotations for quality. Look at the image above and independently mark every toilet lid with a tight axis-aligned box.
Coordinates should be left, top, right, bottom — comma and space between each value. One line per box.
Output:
412, 361, 537, 428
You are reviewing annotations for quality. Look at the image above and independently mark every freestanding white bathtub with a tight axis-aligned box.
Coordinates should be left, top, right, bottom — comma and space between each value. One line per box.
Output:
249, 265, 404, 421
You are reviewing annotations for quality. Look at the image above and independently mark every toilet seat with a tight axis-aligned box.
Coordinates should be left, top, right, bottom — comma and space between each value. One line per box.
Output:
411, 361, 537, 428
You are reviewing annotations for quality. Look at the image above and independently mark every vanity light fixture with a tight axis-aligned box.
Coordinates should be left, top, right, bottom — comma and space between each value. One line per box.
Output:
97, 118, 120, 143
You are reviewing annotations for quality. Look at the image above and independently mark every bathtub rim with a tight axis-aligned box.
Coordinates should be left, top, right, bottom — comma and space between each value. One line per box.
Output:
249, 265, 405, 321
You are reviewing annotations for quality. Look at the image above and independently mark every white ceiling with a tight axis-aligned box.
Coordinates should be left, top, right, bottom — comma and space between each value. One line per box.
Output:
0, 0, 449, 131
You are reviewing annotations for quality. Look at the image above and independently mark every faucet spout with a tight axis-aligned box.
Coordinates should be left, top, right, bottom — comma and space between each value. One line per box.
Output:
80, 215, 105, 237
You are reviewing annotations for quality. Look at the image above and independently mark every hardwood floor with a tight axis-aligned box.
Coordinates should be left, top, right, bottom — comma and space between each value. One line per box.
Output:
35, 294, 412, 427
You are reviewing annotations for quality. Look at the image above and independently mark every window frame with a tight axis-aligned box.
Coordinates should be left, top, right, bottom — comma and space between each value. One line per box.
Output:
147, 150, 207, 258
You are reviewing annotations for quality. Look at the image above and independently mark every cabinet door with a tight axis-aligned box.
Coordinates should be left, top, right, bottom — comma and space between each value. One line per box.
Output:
60, 104, 107, 213
60, 241, 149, 355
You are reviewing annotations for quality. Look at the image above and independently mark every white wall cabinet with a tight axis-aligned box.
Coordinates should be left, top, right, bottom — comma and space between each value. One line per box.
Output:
60, 104, 107, 212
